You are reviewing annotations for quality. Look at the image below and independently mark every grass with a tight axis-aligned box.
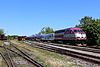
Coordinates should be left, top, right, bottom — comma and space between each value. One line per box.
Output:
11, 40, 83, 67
0, 41, 3, 46
0, 40, 7, 67
0, 53, 8, 67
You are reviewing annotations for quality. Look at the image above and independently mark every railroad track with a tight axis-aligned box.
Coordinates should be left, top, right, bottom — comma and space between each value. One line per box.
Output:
23, 40, 100, 65
62, 45, 100, 53
25, 40, 100, 53
0, 41, 44, 67
49, 43, 100, 53
0, 45, 15, 67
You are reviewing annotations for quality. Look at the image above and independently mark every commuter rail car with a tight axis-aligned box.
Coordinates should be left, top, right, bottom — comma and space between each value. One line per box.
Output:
40, 27, 87, 46
41, 33, 55, 41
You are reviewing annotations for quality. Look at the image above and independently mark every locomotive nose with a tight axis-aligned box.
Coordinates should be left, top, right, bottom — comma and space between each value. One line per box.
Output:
81, 33, 86, 38
75, 33, 86, 39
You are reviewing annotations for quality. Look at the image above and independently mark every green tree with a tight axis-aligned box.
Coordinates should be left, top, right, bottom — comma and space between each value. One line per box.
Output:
39, 27, 54, 34
76, 16, 100, 45
0, 29, 4, 35
7, 35, 18, 40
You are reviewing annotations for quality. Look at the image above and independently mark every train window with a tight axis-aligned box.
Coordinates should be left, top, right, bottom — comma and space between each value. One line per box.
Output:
80, 30, 83, 32
55, 29, 65, 33
74, 30, 83, 32
74, 30, 77, 32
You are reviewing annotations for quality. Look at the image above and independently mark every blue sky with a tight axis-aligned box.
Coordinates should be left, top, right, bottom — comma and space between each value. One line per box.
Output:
0, 0, 100, 36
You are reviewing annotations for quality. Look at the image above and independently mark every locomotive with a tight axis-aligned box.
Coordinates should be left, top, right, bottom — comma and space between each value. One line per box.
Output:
39, 27, 87, 46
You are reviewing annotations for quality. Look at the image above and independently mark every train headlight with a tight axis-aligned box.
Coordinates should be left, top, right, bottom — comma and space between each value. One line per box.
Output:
82, 34, 86, 38
75, 33, 81, 38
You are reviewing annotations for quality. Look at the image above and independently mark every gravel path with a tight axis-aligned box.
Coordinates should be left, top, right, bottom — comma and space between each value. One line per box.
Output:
63, 55, 100, 67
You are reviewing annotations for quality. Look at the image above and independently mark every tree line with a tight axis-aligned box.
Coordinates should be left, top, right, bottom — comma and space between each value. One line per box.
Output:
0, 29, 4, 35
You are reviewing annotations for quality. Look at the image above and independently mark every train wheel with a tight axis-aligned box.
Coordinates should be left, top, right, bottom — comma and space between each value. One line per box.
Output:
76, 44, 82, 46
82, 44, 87, 46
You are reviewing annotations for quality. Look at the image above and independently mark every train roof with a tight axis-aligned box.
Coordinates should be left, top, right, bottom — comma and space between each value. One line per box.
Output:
55, 27, 82, 32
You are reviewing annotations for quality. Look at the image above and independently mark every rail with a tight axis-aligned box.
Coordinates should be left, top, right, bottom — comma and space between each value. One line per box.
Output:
23, 40, 100, 65
0, 41, 44, 67
9, 41, 44, 67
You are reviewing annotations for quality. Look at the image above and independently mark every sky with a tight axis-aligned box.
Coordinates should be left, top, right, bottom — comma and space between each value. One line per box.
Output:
0, 0, 100, 36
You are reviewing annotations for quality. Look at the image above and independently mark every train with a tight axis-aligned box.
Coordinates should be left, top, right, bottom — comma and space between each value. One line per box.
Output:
31, 27, 87, 46
17, 36, 26, 41
0, 34, 7, 40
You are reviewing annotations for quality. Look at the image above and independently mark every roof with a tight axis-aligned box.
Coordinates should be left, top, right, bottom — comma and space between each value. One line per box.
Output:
55, 27, 81, 32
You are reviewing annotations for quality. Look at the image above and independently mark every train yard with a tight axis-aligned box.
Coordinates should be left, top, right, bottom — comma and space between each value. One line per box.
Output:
22, 40, 100, 66
0, 41, 44, 67
11, 40, 81, 67
0, 40, 100, 67
0, 0, 100, 66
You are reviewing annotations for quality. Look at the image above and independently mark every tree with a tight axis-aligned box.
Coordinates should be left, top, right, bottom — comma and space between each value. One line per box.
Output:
76, 16, 100, 45
39, 27, 54, 34
7, 35, 18, 40
0, 29, 4, 35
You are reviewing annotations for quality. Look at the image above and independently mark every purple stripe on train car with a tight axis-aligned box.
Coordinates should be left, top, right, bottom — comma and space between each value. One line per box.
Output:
70, 27, 82, 30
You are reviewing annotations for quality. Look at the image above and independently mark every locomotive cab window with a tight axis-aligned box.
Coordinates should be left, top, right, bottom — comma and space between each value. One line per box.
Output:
74, 30, 82, 32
